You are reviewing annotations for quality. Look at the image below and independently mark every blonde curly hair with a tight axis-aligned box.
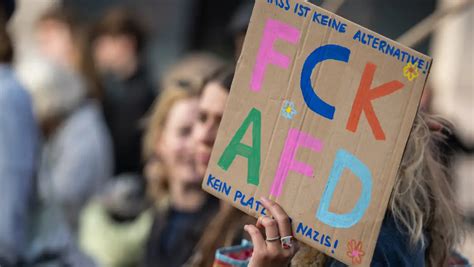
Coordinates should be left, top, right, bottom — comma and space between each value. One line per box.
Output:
389, 112, 463, 265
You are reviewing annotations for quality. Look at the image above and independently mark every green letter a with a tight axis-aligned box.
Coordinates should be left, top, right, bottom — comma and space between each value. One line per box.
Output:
218, 108, 261, 185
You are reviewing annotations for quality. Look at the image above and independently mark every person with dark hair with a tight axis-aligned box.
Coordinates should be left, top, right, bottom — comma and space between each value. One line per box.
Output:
186, 67, 257, 267
193, 67, 234, 178
0, 1, 39, 266
91, 7, 155, 176
91, 7, 146, 77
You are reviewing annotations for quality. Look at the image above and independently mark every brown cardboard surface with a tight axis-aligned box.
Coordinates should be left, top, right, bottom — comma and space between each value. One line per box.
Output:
202, 0, 431, 265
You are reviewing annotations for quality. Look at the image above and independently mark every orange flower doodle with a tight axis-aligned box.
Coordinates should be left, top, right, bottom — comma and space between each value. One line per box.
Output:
403, 62, 419, 81
346, 240, 365, 265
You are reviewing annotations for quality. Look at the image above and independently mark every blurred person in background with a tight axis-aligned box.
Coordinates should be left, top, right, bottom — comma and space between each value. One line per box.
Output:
35, 7, 78, 70
79, 174, 152, 267
141, 72, 221, 267
91, 7, 155, 176
36, 6, 103, 101
141, 53, 224, 266
186, 67, 256, 267
17, 58, 113, 233
0, 1, 39, 266
144, 52, 225, 182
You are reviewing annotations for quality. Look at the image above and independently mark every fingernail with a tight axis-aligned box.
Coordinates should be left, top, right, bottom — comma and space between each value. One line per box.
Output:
244, 225, 248, 231
261, 197, 269, 203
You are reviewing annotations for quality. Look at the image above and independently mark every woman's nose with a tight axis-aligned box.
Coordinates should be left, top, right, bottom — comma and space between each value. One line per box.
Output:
201, 121, 217, 145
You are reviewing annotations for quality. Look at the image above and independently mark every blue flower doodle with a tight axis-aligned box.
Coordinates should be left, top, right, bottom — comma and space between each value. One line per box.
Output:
281, 100, 298, 120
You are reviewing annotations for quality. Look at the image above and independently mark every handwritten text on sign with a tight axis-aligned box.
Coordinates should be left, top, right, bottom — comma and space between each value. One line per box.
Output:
203, 0, 430, 265
220, 18, 404, 228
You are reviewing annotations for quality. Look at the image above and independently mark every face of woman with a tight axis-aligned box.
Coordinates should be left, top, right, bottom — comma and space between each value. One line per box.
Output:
193, 82, 229, 178
156, 98, 199, 186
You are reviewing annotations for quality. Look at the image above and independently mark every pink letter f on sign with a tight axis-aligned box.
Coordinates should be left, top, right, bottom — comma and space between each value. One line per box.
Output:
250, 19, 300, 92
270, 128, 323, 197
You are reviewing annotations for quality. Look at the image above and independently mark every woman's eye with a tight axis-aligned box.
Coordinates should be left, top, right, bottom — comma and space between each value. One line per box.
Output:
179, 126, 192, 137
198, 112, 207, 123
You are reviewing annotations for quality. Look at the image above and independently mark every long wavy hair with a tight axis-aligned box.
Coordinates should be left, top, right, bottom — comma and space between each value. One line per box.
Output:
142, 87, 199, 204
291, 112, 464, 266
389, 112, 463, 265
185, 67, 256, 267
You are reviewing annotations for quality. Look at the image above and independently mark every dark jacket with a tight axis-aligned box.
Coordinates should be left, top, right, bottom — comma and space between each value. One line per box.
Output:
144, 196, 219, 267
325, 214, 426, 267
102, 66, 155, 175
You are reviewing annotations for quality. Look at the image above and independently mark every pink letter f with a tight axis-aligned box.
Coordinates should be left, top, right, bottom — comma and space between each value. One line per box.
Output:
250, 19, 300, 92
270, 128, 323, 197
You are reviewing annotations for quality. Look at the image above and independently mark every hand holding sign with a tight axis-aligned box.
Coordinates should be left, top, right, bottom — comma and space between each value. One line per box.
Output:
203, 0, 431, 264
244, 197, 298, 267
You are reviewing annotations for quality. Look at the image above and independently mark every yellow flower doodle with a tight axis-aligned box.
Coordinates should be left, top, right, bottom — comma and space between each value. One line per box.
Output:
403, 62, 419, 81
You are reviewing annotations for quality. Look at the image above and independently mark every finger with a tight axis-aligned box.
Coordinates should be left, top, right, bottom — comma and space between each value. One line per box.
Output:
260, 216, 281, 251
261, 197, 293, 238
256, 215, 266, 229
256, 216, 267, 236
256, 215, 271, 229
244, 224, 266, 251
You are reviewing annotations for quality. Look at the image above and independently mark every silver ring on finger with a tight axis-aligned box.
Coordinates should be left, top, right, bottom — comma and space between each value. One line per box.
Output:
280, 235, 294, 249
265, 235, 281, 242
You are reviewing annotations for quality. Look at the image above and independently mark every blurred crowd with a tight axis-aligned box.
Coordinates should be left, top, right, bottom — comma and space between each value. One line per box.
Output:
1, 0, 473, 266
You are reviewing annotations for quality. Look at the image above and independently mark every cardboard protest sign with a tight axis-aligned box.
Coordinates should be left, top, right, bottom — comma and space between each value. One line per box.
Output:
202, 0, 431, 264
